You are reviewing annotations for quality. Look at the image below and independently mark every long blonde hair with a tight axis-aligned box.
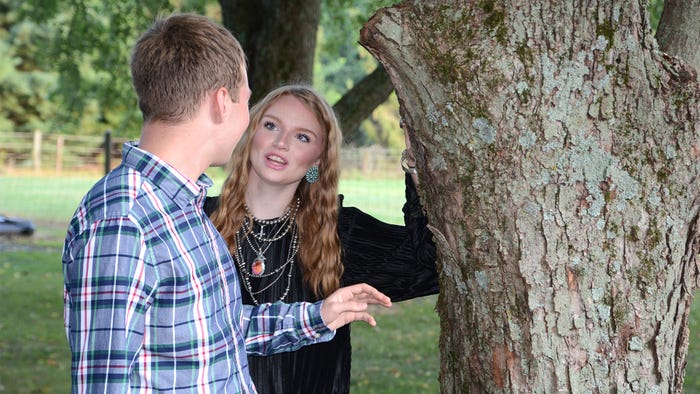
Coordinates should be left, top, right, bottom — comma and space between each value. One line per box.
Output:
211, 84, 344, 298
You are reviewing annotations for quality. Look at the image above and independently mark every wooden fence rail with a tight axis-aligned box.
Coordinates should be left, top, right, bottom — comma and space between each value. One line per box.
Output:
0, 131, 126, 174
0, 131, 404, 178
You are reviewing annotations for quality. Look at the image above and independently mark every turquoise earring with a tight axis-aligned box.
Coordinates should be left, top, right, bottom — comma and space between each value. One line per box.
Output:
305, 165, 319, 183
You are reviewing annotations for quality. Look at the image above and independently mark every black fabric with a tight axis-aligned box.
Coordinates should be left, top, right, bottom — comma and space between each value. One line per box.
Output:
204, 174, 438, 393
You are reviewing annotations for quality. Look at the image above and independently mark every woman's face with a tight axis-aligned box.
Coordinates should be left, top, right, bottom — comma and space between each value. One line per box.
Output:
249, 94, 325, 188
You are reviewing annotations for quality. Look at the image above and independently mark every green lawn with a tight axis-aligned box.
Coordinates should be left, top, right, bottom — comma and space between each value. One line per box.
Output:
0, 248, 71, 393
0, 173, 406, 225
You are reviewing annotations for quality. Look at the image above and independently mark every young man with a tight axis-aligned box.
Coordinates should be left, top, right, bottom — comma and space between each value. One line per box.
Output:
62, 13, 390, 393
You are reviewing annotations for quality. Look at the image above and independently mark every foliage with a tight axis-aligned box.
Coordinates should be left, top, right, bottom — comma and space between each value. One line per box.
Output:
648, 0, 664, 32
0, 0, 59, 133
15, 0, 212, 137
2, 0, 404, 146
317, 0, 402, 147
316, 0, 394, 103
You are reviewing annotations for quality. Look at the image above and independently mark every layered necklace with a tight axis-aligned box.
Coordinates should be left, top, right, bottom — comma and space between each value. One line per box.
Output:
234, 197, 301, 305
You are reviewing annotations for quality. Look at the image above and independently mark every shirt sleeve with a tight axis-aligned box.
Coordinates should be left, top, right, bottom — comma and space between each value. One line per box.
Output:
339, 174, 439, 301
241, 300, 335, 355
62, 217, 156, 392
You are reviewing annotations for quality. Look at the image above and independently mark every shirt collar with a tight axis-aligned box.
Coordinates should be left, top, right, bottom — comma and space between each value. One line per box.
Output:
121, 141, 213, 209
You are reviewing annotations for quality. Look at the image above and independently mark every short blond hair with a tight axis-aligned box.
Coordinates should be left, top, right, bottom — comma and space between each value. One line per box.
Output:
130, 13, 246, 123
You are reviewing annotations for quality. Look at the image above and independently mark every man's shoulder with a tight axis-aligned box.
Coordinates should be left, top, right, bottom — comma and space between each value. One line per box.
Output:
80, 166, 145, 221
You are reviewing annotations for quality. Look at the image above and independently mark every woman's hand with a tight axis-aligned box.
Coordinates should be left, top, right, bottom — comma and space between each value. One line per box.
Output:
320, 283, 392, 330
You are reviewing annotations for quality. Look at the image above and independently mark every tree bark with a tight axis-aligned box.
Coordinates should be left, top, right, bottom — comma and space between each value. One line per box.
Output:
656, 0, 700, 73
220, 0, 321, 104
219, 0, 394, 143
361, 1, 700, 392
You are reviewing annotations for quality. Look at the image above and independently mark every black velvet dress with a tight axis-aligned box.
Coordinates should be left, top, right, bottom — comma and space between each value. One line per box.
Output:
204, 174, 439, 393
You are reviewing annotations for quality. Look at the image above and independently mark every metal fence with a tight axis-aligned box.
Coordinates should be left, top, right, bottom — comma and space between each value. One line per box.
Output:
0, 131, 404, 178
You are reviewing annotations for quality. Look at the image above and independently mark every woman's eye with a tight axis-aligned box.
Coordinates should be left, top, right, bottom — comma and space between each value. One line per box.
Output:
296, 134, 310, 143
263, 120, 277, 131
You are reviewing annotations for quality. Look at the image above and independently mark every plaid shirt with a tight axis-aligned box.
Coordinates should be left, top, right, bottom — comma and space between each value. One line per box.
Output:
62, 142, 333, 393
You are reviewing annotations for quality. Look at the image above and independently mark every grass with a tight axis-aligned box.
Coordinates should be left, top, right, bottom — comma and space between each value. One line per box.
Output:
0, 172, 406, 225
0, 248, 71, 393
351, 297, 439, 393
0, 173, 437, 393
2, 174, 700, 392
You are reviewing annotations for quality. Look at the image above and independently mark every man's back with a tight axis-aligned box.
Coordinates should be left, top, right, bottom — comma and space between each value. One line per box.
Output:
63, 142, 255, 393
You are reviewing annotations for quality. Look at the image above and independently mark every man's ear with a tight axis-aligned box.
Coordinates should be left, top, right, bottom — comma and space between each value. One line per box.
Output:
213, 86, 230, 123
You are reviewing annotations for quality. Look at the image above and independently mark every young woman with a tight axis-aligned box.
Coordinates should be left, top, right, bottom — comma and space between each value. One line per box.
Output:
206, 84, 438, 393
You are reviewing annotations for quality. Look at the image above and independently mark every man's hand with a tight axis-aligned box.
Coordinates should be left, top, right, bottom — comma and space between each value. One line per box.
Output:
320, 284, 392, 330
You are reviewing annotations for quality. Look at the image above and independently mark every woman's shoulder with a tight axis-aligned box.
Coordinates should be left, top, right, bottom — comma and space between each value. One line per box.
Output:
203, 195, 220, 216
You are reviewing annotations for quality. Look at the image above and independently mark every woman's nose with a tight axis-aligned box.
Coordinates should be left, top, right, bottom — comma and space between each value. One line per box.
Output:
273, 131, 290, 149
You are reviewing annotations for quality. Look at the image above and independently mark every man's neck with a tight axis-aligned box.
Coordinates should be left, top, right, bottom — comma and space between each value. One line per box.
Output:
139, 122, 209, 182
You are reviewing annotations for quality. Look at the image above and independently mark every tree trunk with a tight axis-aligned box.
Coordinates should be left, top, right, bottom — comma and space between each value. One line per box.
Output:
656, 0, 700, 72
361, 1, 700, 392
220, 0, 321, 104
219, 0, 394, 142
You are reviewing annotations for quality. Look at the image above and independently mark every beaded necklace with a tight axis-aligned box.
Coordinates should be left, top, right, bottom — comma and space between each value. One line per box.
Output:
234, 198, 301, 305
239, 197, 299, 275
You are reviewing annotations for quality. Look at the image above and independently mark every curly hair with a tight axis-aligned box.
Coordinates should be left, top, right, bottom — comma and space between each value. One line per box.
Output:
211, 84, 343, 298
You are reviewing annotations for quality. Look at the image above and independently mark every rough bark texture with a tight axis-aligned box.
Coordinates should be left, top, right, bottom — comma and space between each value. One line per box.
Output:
361, 1, 700, 392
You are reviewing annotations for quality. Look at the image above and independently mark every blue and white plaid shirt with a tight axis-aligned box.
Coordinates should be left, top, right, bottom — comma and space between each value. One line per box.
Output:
63, 142, 333, 393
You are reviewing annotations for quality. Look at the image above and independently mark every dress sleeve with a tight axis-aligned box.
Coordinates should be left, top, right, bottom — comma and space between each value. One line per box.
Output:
62, 217, 156, 392
339, 174, 439, 301
241, 300, 335, 355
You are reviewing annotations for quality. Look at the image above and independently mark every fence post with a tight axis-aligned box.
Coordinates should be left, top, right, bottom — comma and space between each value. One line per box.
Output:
104, 130, 111, 175
56, 134, 64, 174
32, 129, 42, 173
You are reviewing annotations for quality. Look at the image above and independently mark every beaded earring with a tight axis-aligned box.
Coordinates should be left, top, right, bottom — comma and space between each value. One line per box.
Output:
305, 165, 319, 183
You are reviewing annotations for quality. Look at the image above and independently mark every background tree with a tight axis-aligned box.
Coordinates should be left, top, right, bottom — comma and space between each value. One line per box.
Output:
656, 0, 700, 69
220, 0, 395, 143
3, 0, 665, 145
6, 0, 397, 143
361, 1, 699, 391
0, 0, 58, 133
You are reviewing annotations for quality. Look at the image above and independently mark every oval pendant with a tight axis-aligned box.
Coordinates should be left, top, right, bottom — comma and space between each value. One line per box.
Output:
251, 257, 266, 276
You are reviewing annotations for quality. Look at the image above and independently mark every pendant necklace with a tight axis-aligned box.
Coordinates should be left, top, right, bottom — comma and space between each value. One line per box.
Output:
241, 197, 300, 276
234, 223, 300, 305
251, 225, 267, 275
